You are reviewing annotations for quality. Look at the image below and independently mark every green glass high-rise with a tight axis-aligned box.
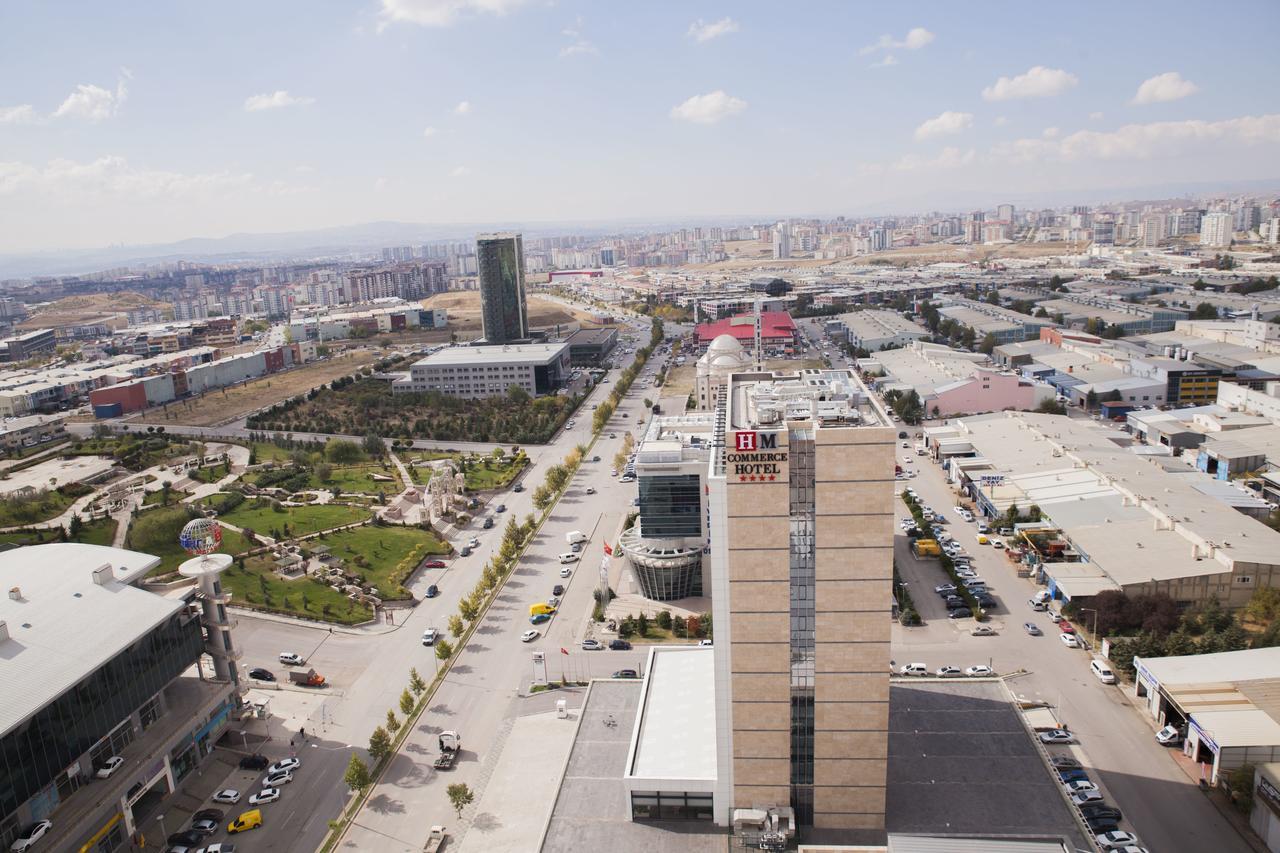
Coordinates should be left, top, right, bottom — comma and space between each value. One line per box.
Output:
477, 232, 528, 343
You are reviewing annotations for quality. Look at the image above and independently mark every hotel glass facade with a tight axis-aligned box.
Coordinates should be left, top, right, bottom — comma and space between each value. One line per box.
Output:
477, 233, 528, 344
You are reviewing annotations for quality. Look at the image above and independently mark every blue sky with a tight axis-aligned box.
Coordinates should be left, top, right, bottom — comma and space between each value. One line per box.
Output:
1, 0, 1278, 252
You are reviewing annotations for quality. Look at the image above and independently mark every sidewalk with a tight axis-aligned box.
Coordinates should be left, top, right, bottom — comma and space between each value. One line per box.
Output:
229, 603, 398, 636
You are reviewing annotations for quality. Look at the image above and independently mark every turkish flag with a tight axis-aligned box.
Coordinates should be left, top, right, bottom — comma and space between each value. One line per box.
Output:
603, 542, 613, 556
560, 648, 569, 655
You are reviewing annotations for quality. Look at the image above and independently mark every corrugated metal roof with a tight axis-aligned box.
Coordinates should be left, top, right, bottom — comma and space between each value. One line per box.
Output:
0, 543, 174, 737
886, 834, 1070, 853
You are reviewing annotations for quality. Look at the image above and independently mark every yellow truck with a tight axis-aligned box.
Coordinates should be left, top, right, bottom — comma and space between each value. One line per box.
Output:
911, 538, 941, 558
529, 602, 556, 616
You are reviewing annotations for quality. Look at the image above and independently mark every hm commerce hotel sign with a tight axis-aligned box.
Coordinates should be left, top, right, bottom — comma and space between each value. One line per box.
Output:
728, 431, 788, 483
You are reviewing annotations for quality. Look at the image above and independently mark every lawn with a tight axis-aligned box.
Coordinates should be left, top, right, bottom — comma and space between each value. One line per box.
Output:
250, 441, 297, 463
216, 498, 370, 539
310, 464, 400, 495
0, 517, 118, 548
189, 462, 230, 484
405, 452, 528, 491
143, 486, 189, 507
314, 524, 450, 600
221, 558, 373, 625
125, 504, 259, 576
0, 482, 91, 527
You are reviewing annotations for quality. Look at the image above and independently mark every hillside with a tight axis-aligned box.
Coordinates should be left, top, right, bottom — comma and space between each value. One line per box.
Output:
422, 292, 586, 331
23, 291, 169, 329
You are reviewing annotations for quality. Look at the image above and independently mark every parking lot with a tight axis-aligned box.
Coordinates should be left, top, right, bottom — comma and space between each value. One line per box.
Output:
890, 435, 1254, 853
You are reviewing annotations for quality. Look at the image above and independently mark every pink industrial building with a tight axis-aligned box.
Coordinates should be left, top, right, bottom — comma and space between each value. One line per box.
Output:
927, 367, 1053, 417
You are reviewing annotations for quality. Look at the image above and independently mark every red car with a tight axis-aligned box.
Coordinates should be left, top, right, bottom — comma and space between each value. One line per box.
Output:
1059, 621, 1076, 634
424, 560, 447, 569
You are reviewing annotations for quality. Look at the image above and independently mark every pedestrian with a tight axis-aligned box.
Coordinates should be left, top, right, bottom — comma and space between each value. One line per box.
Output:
290, 738, 295, 748
300, 726, 306, 740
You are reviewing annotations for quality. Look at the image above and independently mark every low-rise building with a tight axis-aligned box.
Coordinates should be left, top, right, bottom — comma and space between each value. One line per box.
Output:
392, 342, 571, 399
565, 327, 618, 366
827, 309, 928, 353
0, 329, 56, 363
937, 299, 1054, 346
0, 414, 65, 455
694, 311, 797, 355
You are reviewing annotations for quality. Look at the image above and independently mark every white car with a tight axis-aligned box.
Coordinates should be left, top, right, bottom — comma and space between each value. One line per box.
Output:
10, 820, 51, 852
521, 629, 540, 643
278, 652, 304, 666
1071, 789, 1104, 805
935, 666, 962, 678
559, 552, 580, 564
1156, 725, 1183, 746
990, 538, 1005, 549
212, 789, 241, 804
265, 770, 293, 787
249, 787, 281, 805
1038, 729, 1075, 744
1063, 780, 1098, 794
421, 628, 439, 647
964, 665, 994, 677
468, 537, 480, 548
1060, 633, 1081, 648
898, 663, 928, 676
1095, 831, 1140, 850
559, 566, 572, 578
95, 755, 125, 778
267, 758, 300, 775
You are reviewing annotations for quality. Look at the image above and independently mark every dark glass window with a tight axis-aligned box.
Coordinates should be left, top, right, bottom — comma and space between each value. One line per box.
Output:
638, 474, 702, 538
0, 613, 203, 818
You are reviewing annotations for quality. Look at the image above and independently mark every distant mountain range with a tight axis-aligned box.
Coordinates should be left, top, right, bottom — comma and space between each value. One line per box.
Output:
2, 177, 1277, 280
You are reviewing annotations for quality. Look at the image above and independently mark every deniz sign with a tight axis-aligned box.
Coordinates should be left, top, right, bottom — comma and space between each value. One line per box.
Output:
727, 431, 788, 483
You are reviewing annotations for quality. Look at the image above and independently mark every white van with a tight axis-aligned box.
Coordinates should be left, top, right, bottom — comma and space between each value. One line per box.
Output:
1090, 659, 1116, 684
898, 663, 928, 676
566, 531, 588, 546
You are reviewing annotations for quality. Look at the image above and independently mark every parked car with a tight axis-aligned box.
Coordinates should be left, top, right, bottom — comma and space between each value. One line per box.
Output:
1090, 659, 1116, 684
226, 810, 262, 834
1063, 780, 1099, 794
1060, 633, 1081, 648
192, 810, 224, 824
971, 625, 996, 637
964, 665, 994, 677
521, 629, 540, 643
422, 628, 439, 646
948, 608, 973, 619
1038, 729, 1075, 744
1080, 804, 1122, 823
239, 754, 269, 771
213, 788, 242, 804
169, 830, 206, 846
1024, 622, 1043, 636
10, 821, 52, 852
1095, 831, 1140, 850
1070, 789, 1104, 806
1059, 620, 1076, 634
249, 788, 280, 806
529, 613, 550, 625
559, 552, 580, 564
264, 770, 293, 787
278, 652, 304, 666
423, 560, 446, 569
898, 663, 928, 676
609, 639, 632, 651
95, 755, 125, 778
1086, 816, 1122, 835
935, 584, 957, 595
935, 666, 962, 677
248, 668, 275, 682
1059, 769, 1090, 784
581, 639, 603, 650
512, 483, 524, 492
559, 566, 572, 578
267, 758, 300, 775
585, 487, 596, 495
552, 584, 565, 596
1156, 725, 1183, 746
1051, 755, 1082, 770
189, 818, 220, 837
194, 845, 238, 853
425, 584, 440, 598
612, 669, 639, 679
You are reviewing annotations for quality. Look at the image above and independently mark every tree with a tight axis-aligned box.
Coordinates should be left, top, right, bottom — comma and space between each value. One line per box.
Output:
315, 462, 334, 483
435, 638, 454, 660
409, 667, 427, 696
446, 782, 475, 819
362, 432, 386, 458
506, 385, 531, 404
343, 752, 372, 791
1244, 587, 1280, 624
1192, 302, 1220, 320
1036, 398, 1066, 415
385, 709, 401, 735
368, 726, 392, 762
326, 439, 363, 464
399, 688, 415, 716
448, 614, 465, 638
978, 333, 997, 355
1085, 389, 1099, 411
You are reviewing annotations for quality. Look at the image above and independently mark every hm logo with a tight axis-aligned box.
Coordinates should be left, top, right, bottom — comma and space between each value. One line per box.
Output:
735, 431, 777, 451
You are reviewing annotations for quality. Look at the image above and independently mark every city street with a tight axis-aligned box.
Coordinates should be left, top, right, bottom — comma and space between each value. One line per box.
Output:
209, 314, 661, 852
890, 445, 1254, 853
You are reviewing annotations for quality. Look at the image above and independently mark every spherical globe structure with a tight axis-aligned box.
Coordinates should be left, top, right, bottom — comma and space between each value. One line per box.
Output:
180, 518, 223, 556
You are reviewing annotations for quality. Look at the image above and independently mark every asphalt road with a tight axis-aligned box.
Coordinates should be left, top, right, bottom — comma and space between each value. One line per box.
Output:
211, 313, 660, 853
891, 447, 1253, 853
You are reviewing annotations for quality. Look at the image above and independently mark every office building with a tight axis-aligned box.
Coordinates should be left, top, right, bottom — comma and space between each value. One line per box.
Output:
1140, 213, 1167, 248
564, 327, 618, 366
620, 413, 716, 600
0, 544, 240, 852
997, 203, 1015, 224
708, 368, 894, 831
392, 341, 570, 399
827, 310, 928, 353
772, 221, 792, 260
1201, 212, 1234, 247
0, 329, 55, 363
477, 233, 528, 343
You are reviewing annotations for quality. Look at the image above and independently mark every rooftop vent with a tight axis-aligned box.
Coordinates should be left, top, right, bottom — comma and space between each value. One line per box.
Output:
7, 587, 20, 602
0, 620, 7, 642
91, 564, 114, 585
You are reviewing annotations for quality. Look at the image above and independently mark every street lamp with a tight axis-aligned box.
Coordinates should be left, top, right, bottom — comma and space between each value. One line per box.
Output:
1078, 607, 1100, 644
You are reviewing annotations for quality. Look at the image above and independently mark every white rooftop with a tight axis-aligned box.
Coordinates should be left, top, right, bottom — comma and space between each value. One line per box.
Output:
411, 341, 569, 367
0, 544, 176, 737
1139, 647, 1280, 687
628, 646, 716, 782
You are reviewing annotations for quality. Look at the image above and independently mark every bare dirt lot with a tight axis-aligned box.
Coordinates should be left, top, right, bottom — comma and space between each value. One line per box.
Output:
422, 292, 587, 332
149, 350, 376, 427
21, 291, 167, 330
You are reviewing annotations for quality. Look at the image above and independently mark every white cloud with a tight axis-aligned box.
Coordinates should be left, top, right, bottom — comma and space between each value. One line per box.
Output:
1132, 71, 1200, 105
374, 177, 388, 191
891, 146, 975, 172
981, 66, 1078, 101
454, 100, 471, 115
422, 126, 438, 138
669, 90, 747, 125
1089, 111, 1104, 121
0, 155, 253, 197
1042, 126, 1060, 138
449, 165, 470, 177
377, 0, 526, 29
244, 91, 315, 112
859, 27, 934, 55
914, 110, 973, 140
687, 17, 738, 43
54, 72, 130, 122
870, 55, 898, 68
989, 114, 1280, 163
559, 40, 598, 57
0, 105, 35, 124
994, 116, 1008, 127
